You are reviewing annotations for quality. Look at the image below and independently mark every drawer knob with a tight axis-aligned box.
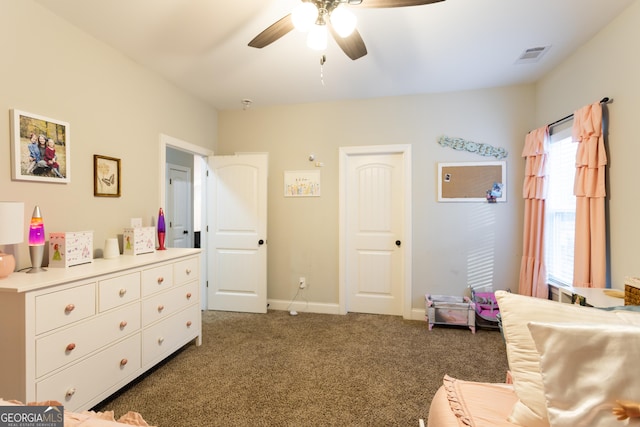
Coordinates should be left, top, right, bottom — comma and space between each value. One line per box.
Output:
66, 387, 76, 398
120, 320, 128, 329
157, 277, 164, 284
120, 358, 128, 366
158, 337, 164, 344
186, 320, 192, 327
186, 292, 192, 299
64, 304, 75, 313
66, 343, 76, 352
157, 304, 165, 312
119, 288, 127, 297
186, 268, 192, 275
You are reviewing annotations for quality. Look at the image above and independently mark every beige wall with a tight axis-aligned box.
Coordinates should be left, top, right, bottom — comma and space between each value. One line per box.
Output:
3, 0, 635, 314
0, 1, 217, 269
536, 1, 640, 289
219, 86, 535, 313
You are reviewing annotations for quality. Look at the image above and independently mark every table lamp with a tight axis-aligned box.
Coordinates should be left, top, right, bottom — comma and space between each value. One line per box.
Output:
27, 205, 46, 273
157, 207, 166, 250
0, 201, 25, 278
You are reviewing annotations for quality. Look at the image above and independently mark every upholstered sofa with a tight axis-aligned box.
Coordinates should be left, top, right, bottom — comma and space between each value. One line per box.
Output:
427, 290, 640, 427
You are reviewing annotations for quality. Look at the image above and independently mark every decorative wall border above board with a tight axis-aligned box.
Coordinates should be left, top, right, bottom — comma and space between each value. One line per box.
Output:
437, 135, 508, 159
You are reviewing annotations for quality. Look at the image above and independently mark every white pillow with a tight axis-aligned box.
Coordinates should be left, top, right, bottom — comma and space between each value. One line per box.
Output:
495, 290, 640, 427
528, 321, 640, 427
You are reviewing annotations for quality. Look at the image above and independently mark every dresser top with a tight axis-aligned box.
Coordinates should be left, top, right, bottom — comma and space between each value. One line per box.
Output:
0, 248, 201, 293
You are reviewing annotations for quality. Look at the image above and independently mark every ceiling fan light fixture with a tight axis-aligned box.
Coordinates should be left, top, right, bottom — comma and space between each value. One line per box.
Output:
292, 3, 317, 32
307, 23, 328, 51
330, 5, 357, 38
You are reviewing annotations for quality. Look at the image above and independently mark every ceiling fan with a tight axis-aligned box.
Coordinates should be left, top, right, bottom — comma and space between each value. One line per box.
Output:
248, 0, 445, 60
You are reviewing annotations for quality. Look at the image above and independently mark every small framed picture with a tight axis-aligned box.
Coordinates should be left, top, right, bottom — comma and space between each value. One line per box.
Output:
284, 170, 321, 197
94, 155, 121, 197
10, 109, 70, 183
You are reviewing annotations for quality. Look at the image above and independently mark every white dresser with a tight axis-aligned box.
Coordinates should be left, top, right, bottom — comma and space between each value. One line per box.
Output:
0, 248, 202, 411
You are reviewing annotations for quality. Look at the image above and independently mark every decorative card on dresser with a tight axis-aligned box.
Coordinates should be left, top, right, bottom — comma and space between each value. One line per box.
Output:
0, 248, 201, 412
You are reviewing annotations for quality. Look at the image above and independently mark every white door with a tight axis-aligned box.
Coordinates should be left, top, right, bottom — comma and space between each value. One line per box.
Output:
207, 153, 268, 313
340, 145, 412, 317
167, 164, 192, 248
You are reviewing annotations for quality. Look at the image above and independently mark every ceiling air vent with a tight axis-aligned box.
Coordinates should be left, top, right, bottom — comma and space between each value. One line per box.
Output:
515, 46, 551, 64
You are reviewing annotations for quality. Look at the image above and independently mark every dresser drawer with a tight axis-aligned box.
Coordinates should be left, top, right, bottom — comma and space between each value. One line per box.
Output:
142, 305, 200, 367
37, 333, 141, 412
141, 280, 199, 326
35, 282, 96, 335
141, 264, 173, 296
36, 302, 141, 377
174, 256, 199, 285
98, 272, 141, 312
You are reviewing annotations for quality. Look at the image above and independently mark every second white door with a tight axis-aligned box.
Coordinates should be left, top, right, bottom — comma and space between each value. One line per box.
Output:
342, 146, 410, 316
167, 164, 192, 248
207, 153, 268, 313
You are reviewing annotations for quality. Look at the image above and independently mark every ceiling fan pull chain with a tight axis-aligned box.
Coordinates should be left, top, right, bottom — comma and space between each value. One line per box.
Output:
320, 54, 326, 86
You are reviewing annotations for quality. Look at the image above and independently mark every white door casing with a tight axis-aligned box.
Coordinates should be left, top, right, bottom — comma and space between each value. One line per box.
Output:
208, 153, 268, 313
159, 133, 213, 311
167, 164, 192, 248
339, 145, 412, 318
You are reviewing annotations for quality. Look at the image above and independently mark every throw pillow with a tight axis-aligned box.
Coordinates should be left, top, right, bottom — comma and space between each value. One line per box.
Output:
494, 290, 640, 427
528, 321, 640, 427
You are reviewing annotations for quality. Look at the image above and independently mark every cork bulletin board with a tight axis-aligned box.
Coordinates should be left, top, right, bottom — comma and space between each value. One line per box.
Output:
437, 161, 506, 202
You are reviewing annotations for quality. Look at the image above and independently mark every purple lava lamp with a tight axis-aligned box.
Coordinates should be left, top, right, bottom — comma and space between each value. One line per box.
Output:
157, 208, 166, 250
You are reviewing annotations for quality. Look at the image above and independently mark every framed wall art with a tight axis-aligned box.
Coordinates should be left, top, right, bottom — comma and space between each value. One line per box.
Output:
10, 109, 70, 183
94, 155, 121, 197
437, 161, 506, 202
284, 170, 321, 197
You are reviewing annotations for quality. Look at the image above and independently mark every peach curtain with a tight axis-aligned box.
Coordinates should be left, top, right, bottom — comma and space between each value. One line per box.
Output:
572, 103, 607, 288
518, 126, 549, 298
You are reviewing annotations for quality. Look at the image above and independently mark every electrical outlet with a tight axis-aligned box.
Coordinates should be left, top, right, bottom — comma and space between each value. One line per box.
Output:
299, 277, 306, 289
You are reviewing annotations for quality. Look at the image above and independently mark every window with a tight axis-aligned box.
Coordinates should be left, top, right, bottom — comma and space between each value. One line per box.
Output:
544, 126, 576, 287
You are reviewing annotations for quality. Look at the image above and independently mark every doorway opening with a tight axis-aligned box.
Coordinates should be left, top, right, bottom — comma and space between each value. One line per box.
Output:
159, 134, 213, 310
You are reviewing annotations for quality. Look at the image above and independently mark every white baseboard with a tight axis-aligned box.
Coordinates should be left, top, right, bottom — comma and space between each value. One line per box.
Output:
267, 298, 427, 322
267, 299, 342, 315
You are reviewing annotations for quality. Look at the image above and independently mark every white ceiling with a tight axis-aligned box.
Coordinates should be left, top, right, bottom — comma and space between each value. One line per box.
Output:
34, 0, 634, 111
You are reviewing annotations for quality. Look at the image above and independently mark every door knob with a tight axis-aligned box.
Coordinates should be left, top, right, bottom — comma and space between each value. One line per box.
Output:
395, 240, 401, 247
258, 239, 264, 245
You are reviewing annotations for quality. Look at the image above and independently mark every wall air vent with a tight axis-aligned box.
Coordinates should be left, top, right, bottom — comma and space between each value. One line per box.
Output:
515, 46, 551, 64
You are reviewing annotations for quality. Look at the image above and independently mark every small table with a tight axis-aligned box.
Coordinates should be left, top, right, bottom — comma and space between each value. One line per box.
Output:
570, 287, 624, 308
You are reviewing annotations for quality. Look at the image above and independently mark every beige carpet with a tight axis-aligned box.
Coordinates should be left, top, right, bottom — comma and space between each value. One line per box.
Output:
93, 310, 508, 426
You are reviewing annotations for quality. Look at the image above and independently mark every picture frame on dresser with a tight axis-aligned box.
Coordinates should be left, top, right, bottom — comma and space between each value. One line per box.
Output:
10, 109, 71, 183
94, 154, 121, 197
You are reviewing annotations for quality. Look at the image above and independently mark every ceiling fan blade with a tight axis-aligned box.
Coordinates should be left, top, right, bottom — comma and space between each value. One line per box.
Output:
248, 14, 294, 48
330, 26, 367, 60
358, 0, 445, 7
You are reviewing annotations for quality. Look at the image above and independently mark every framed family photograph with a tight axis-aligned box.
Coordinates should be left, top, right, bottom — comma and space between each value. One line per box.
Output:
10, 109, 70, 183
94, 155, 121, 197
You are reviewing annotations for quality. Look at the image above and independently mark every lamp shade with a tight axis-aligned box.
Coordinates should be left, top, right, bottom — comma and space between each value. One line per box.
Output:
307, 24, 328, 51
292, 2, 316, 32
29, 205, 45, 246
330, 6, 357, 38
0, 202, 25, 245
